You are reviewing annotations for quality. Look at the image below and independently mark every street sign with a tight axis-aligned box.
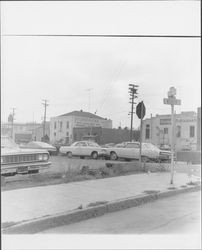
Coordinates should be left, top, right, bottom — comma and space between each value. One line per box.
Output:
163, 87, 181, 185
163, 97, 181, 106
136, 101, 146, 119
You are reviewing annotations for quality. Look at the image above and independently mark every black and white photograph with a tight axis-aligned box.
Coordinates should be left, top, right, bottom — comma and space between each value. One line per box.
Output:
1, 0, 201, 249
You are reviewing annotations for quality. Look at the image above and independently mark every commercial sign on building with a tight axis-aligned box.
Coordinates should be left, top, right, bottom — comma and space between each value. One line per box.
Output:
75, 118, 105, 127
160, 118, 171, 125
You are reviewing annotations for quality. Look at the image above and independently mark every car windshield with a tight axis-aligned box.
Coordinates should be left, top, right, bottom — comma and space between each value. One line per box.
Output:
87, 142, 100, 147
27, 141, 53, 148
126, 143, 140, 148
1, 137, 19, 149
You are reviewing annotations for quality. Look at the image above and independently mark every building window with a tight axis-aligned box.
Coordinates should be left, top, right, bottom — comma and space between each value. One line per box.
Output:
190, 126, 195, 137
59, 121, 63, 131
164, 128, 168, 134
54, 122, 57, 129
74, 133, 77, 140
145, 124, 150, 139
66, 132, 69, 136
66, 121, 69, 129
176, 125, 181, 137
54, 132, 56, 137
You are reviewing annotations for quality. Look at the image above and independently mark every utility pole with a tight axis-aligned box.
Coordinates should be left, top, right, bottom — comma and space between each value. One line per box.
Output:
42, 99, 49, 139
11, 108, 16, 139
128, 84, 138, 141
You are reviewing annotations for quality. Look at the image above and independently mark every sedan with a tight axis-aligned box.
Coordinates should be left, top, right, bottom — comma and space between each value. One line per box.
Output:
1, 136, 51, 176
105, 142, 171, 162
59, 141, 108, 159
22, 141, 57, 155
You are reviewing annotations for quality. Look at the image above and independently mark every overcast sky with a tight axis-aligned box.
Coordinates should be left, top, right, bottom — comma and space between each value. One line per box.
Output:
1, 1, 201, 128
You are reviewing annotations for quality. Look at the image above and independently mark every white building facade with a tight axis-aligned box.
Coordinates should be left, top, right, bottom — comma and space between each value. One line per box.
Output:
50, 110, 112, 144
142, 111, 197, 151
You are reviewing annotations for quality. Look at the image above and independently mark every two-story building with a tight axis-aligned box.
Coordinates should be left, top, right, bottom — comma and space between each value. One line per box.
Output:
50, 110, 112, 144
142, 111, 198, 151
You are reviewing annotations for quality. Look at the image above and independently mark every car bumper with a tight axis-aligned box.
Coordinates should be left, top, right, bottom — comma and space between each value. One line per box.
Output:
1, 161, 51, 175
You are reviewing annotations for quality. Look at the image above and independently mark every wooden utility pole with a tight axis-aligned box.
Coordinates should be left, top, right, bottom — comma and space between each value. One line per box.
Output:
128, 84, 138, 141
42, 99, 49, 139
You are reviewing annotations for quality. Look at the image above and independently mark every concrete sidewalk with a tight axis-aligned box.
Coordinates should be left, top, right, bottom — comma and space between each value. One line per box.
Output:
2, 172, 201, 228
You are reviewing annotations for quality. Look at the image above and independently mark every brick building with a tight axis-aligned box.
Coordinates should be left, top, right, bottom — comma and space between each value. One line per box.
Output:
73, 126, 140, 145
142, 111, 198, 151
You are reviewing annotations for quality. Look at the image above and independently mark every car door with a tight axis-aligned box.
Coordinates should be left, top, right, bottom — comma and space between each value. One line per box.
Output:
124, 143, 140, 159
80, 141, 89, 156
72, 142, 83, 156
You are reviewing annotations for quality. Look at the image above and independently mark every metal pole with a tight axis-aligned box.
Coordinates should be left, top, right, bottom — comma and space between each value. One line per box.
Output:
139, 102, 143, 167
170, 104, 174, 184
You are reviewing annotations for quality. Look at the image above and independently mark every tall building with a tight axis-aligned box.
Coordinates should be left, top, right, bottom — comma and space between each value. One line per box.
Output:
142, 111, 197, 151
50, 110, 112, 144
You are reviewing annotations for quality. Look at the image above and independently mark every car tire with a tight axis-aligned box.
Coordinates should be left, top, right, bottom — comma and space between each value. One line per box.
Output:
29, 170, 39, 174
141, 156, 148, 163
91, 151, 98, 160
110, 152, 118, 161
67, 152, 72, 158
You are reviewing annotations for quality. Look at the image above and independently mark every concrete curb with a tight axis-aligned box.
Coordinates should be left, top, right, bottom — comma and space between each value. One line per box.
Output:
2, 184, 201, 234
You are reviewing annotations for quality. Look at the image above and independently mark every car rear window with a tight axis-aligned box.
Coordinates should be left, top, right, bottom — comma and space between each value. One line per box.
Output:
126, 143, 139, 148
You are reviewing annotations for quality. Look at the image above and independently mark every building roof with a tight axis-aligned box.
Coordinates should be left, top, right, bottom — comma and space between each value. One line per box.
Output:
58, 110, 108, 120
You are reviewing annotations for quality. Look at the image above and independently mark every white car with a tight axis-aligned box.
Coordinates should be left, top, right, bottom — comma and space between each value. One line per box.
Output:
59, 141, 107, 159
1, 136, 51, 176
22, 141, 57, 155
106, 142, 171, 162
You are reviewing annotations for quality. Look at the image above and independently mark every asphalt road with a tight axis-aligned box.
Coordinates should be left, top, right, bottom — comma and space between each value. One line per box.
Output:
41, 191, 201, 234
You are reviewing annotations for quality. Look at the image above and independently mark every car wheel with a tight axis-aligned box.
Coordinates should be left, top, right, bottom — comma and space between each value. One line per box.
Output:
67, 152, 72, 158
110, 152, 118, 161
141, 156, 148, 163
91, 151, 98, 159
29, 170, 39, 174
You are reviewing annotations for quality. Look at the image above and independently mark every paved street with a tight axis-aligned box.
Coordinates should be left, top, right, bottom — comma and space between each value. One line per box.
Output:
41, 191, 201, 234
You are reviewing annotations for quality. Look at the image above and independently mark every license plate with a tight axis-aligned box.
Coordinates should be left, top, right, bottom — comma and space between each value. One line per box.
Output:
17, 166, 28, 173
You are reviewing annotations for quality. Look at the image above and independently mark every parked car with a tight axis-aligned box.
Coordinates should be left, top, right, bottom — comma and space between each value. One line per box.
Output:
101, 143, 116, 148
1, 136, 51, 176
21, 141, 57, 155
59, 141, 108, 159
105, 141, 171, 162
160, 144, 171, 151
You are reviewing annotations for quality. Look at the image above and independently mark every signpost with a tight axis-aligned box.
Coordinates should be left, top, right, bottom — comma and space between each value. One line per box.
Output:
163, 87, 181, 184
136, 101, 146, 167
